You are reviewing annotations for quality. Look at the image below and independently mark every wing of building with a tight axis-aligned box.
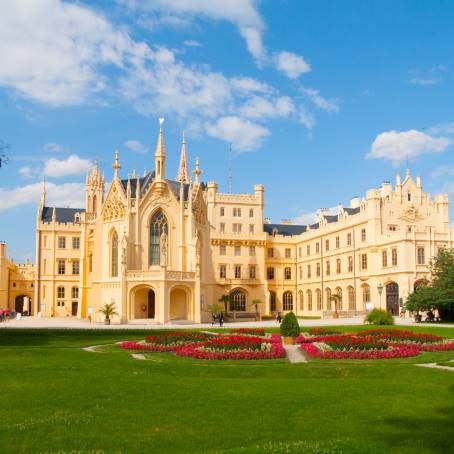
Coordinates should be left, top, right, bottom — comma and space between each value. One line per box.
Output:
4, 124, 449, 323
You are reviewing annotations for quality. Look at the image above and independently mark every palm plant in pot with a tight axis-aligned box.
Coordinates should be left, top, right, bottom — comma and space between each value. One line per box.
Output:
330, 293, 342, 319
99, 303, 118, 325
218, 294, 230, 314
280, 312, 300, 344
250, 299, 263, 321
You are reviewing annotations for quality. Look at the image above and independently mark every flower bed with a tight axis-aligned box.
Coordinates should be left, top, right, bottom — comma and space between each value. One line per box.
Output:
298, 328, 454, 360
120, 341, 176, 352
230, 328, 265, 336
176, 335, 285, 360
308, 327, 341, 336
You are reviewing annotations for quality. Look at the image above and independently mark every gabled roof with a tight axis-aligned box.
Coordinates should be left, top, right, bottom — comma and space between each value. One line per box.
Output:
324, 215, 339, 223
344, 207, 360, 215
41, 207, 85, 223
263, 223, 307, 236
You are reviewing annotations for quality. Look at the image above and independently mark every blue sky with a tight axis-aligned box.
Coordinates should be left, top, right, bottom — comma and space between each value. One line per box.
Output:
1, 0, 453, 262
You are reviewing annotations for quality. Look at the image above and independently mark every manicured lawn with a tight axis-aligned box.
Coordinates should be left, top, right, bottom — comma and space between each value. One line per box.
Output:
1, 326, 453, 453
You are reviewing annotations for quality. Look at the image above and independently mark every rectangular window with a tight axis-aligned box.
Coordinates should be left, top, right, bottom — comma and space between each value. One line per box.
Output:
43, 259, 47, 274
299, 266, 302, 279
389, 225, 397, 232
267, 248, 274, 258
234, 245, 241, 256
57, 259, 65, 275
43, 235, 47, 248
347, 233, 352, 246
382, 250, 388, 267
326, 260, 330, 276
219, 265, 226, 279
267, 267, 275, 280
348, 256, 353, 272
325, 239, 329, 251
316, 242, 320, 253
220, 245, 226, 256
220, 207, 225, 216
72, 260, 80, 275
220, 223, 225, 233
234, 265, 241, 279
71, 287, 79, 299
284, 267, 291, 280
361, 254, 368, 270
307, 265, 311, 278
336, 259, 341, 274
392, 248, 398, 266
249, 224, 254, 234
89, 255, 93, 273
316, 262, 320, 277
57, 286, 65, 299
249, 246, 255, 256
72, 237, 80, 249
233, 223, 242, 233
361, 228, 366, 242
233, 207, 242, 217
298, 247, 302, 258
58, 236, 66, 249
249, 265, 256, 279
249, 208, 254, 218
285, 248, 291, 258
417, 247, 425, 265
306, 245, 310, 255
336, 236, 340, 249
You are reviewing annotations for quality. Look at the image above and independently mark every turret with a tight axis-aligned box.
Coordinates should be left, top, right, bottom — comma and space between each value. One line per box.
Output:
86, 160, 105, 217
176, 131, 192, 184
154, 118, 166, 181
193, 157, 202, 185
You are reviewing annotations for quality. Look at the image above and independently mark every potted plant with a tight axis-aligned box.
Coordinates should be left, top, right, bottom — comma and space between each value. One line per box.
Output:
280, 312, 300, 344
218, 294, 230, 314
250, 299, 263, 321
98, 303, 118, 325
330, 293, 342, 318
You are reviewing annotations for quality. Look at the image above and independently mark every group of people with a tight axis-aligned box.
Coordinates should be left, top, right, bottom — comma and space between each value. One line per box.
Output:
0, 308, 12, 322
275, 311, 282, 323
211, 312, 225, 327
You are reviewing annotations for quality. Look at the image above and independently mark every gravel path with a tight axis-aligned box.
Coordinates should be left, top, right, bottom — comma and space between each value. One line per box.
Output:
284, 344, 308, 363
415, 363, 454, 372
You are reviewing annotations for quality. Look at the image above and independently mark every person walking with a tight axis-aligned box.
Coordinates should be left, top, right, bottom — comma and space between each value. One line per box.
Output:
219, 311, 224, 328
277, 311, 282, 324
211, 312, 217, 326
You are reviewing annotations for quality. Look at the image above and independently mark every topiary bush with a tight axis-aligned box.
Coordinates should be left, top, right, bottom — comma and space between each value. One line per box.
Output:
364, 308, 394, 325
280, 312, 301, 338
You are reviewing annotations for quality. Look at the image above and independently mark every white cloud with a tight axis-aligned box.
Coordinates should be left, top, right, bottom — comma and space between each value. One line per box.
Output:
300, 87, 339, 113
294, 206, 337, 225
230, 77, 272, 95
43, 154, 91, 178
298, 107, 315, 130
120, 0, 267, 63
125, 140, 149, 154
0, 182, 85, 211
274, 51, 311, 79
43, 142, 70, 153
240, 95, 295, 119
206, 116, 269, 151
366, 130, 453, 166
409, 78, 439, 86
183, 39, 201, 47
428, 122, 454, 135
19, 166, 36, 178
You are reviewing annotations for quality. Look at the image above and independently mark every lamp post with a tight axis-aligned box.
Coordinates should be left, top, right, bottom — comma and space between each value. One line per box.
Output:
377, 283, 384, 309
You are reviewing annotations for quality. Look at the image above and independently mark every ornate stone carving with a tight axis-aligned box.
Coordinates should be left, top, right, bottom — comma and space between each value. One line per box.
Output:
103, 185, 126, 221
399, 205, 423, 223
192, 191, 207, 225
160, 231, 168, 267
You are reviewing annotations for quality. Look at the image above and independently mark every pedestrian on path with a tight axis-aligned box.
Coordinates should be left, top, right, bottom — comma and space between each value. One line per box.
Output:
219, 312, 224, 327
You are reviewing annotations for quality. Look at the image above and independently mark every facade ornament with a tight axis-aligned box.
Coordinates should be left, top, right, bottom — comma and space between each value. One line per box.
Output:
112, 149, 121, 179
176, 131, 192, 184
160, 231, 168, 267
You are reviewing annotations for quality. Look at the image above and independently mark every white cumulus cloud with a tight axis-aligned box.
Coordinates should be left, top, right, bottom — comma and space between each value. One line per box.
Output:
366, 130, 453, 166
43, 154, 92, 178
300, 87, 339, 113
274, 51, 311, 79
125, 140, 149, 154
43, 142, 70, 153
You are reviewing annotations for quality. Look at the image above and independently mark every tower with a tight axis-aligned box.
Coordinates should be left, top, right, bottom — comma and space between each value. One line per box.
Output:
176, 131, 192, 184
86, 160, 105, 216
153, 118, 167, 194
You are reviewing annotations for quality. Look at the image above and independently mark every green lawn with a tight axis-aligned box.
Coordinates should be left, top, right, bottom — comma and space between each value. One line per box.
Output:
1, 326, 453, 454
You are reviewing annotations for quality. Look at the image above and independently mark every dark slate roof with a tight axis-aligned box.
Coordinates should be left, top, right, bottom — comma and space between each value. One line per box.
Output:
324, 215, 339, 223
344, 207, 361, 215
263, 223, 307, 236
120, 171, 190, 201
309, 222, 319, 230
41, 207, 85, 223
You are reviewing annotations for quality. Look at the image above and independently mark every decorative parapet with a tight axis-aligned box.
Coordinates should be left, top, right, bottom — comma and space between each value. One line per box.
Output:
126, 269, 195, 281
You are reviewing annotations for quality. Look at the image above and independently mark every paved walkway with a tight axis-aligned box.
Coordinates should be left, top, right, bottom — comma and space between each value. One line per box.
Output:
415, 363, 454, 372
0, 316, 452, 330
284, 344, 308, 363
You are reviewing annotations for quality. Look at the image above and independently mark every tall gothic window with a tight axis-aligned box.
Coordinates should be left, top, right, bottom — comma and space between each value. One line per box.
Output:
111, 230, 118, 277
149, 210, 169, 266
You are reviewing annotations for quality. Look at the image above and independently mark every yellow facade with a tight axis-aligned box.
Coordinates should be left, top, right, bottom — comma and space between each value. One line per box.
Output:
8, 124, 450, 324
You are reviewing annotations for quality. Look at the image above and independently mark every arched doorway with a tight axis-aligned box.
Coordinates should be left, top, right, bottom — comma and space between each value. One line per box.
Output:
169, 287, 188, 320
131, 287, 155, 319
15, 295, 31, 315
386, 282, 399, 315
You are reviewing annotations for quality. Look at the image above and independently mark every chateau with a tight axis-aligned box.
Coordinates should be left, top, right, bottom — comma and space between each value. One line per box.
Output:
1, 122, 453, 323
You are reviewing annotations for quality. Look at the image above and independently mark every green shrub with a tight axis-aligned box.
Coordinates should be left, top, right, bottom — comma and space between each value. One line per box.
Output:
364, 308, 394, 325
280, 312, 301, 337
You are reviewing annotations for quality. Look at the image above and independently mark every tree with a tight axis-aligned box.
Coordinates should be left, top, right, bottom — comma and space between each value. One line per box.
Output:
430, 248, 454, 319
405, 285, 437, 314
280, 312, 300, 338
250, 299, 263, 319
207, 303, 223, 314
218, 294, 230, 313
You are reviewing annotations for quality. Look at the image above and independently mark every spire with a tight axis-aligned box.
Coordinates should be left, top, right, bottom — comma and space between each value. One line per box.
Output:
112, 149, 121, 179
176, 130, 192, 184
154, 118, 166, 181
193, 156, 202, 185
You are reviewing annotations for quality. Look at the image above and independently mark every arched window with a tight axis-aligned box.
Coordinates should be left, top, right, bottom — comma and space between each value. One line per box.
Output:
326, 288, 332, 310
347, 286, 355, 311
283, 291, 293, 311
298, 290, 304, 311
362, 284, 370, 307
230, 289, 246, 311
307, 290, 312, 311
149, 210, 168, 266
111, 230, 118, 277
334, 287, 342, 311
316, 289, 322, 311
